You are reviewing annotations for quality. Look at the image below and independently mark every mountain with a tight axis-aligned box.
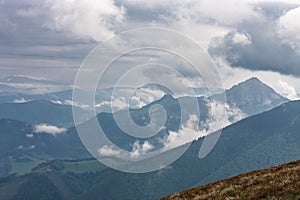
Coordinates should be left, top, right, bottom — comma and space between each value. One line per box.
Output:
0, 75, 70, 95
75, 100, 300, 200
95, 77, 287, 150
160, 159, 300, 200
0, 100, 89, 128
1, 100, 299, 199
0, 77, 288, 177
0, 119, 90, 177
212, 77, 288, 115
1, 75, 63, 86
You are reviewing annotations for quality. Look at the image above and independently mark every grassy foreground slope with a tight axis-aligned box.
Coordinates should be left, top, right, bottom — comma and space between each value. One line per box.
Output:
160, 160, 300, 200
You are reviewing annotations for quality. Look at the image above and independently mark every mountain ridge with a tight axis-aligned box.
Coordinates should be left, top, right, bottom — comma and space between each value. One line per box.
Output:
0, 99, 299, 199
160, 159, 300, 200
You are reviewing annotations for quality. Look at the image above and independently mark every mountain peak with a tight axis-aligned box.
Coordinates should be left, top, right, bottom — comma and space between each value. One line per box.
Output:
234, 77, 265, 88
243, 76, 261, 83
213, 77, 289, 116
228, 77, 276, 93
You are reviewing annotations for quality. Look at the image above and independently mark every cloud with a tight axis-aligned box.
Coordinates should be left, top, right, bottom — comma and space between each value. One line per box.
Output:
26, 133, 34, 138
17, 144, 35, 150
95, 97, 128, 111
124, 0, 262, 25
210, 57, 300, 96
34, 124, 66, 135
1, 0, 300, 96
17, 0, 125, 42
160, 101, 245, 151
50, 99, 91, 109
98, 145, 122, 158
232, 32, 252, 45
97, 140, 154, 159
129, 87, 166, 108
161, 115, 201, 150
208, 3, 300, 77
63, 100, 90, 109
200, 100, 246, 134
278, 6, 300, 46
278, 79, 299, 100
0, 74, 71, 94
0, 0, 125, 82
130, 140, 154, 159
50, 100, 63, 105
96, 101, 245, 160
95, 87, 166, 112
13, 98, 29, 103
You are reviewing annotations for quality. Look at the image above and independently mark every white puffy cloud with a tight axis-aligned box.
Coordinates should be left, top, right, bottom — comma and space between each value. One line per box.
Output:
97, 140, 154, 159
98, 145, 122, 157
34, 124, 67, 135
95, 87, 166, 112
13, 98, 29, 103
130, 140, 154, 159
232, 32, 252, 45
161, 101, 245, 151
161, 115, 201, 150
200, 100, 246, 134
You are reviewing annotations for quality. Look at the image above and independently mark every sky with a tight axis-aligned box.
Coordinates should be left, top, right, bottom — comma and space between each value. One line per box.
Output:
1, 0, 300, 99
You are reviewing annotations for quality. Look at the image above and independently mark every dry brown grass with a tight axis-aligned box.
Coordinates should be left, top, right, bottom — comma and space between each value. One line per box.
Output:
160, 160, 300, 200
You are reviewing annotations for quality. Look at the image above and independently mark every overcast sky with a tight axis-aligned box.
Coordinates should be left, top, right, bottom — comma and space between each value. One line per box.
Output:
1, 0, 300, 98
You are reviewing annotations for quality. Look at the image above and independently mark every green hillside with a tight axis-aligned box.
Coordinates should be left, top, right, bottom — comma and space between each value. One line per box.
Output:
0, 100, 300, 199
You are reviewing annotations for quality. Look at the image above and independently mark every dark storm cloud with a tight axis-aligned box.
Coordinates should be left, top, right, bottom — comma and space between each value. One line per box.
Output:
0, 0, 96, 81
208, 3, 300, 77
0, 0, 94, 56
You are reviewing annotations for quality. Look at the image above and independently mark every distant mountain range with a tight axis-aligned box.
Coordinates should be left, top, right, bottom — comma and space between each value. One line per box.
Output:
0, 82, 298, 199
0, 100, 86, 128
0, 75, 70, 95
0, 77, 289, 179
69, 100, 300, 200
160, 159, 300, 200
91, 77, 288, 151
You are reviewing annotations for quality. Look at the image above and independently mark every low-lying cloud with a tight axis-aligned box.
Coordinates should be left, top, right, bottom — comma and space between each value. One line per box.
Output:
97, 100, 246, 159
97, 145, 122, 158
34, 124, 67, 135
14, 98, 29, 103
278, 79, 299, 100
130, 140, 154, 159
97, 140, 155, 159
161, 114, 201, 150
